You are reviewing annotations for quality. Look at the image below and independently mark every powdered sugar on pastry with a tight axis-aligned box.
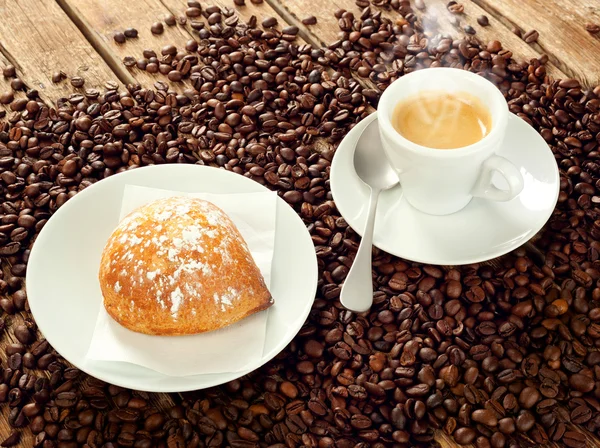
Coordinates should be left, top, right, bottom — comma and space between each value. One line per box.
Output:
98, 196, 273, 335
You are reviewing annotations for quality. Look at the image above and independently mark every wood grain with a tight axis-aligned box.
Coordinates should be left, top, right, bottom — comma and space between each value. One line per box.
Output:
0, 52, 27, 115
0, 1, 597, 447
266, 0, 566, 80
473, 0, 600, 87
56, 0, 196, 91
0, 0, 119, 101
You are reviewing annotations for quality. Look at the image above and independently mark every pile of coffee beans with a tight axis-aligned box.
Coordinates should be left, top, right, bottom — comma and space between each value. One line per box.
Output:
0, 1, 599, 447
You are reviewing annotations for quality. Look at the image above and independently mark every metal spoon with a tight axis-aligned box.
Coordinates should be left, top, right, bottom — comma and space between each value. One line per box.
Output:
340, 119, 399, 313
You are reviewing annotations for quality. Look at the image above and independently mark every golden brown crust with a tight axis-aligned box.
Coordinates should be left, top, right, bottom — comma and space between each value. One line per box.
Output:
98, 196, 273, 335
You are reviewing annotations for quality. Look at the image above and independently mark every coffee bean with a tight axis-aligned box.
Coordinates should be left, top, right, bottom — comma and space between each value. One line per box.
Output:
55, 392, 77, 407
14, 325, 33, 344
185, 39, 198, 52
262, 17, 277, 28
516, 411, 535, 432
498, 417, 515, 434
571, 405, 592, 424
113, 32, 126, 43
523, 29, 539, 43
70, 77, 84, 88
123, 56, 136, 68
0, 431, 20, 447
563, 431, 587, 448
518, 386, 540, 409
472, 409, 498, 426
168, 71, 183, 82
2, 65, 16, 78
124, 28, 138, 38
302, 15, 317, 25
0, 91, 13, 104
280, 381, 298, 399
570, 374, 595, 393
207, 12, 221, 24
477, 15, 489, 26
10, 78, 23, 90
151, 22, 164, 34
186, 7, 201, 17
454, 427, 476, 444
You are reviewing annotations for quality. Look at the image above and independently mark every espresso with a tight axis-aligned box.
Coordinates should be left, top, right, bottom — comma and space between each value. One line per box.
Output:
392, 90, 492, 149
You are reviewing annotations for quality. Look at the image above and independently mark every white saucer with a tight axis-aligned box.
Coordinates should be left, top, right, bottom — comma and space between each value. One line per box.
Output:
331, 113, 560, 265
26, 165, 317, 392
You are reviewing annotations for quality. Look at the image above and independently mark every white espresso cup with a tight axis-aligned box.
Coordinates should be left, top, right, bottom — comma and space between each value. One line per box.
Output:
377, 67, 524, 216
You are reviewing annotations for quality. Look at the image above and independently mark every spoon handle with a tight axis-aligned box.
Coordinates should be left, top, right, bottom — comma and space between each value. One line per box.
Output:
340, 187, 380, 313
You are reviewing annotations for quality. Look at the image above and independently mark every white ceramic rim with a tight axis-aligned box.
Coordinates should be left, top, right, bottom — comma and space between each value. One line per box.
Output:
377, 67, 509, 158
26, 164, 318, 392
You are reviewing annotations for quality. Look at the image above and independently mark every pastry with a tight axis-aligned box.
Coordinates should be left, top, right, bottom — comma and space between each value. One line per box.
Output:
98, 196, 273, 335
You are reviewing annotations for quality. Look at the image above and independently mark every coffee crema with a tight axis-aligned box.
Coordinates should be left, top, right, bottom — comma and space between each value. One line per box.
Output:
391, 90, 492, 149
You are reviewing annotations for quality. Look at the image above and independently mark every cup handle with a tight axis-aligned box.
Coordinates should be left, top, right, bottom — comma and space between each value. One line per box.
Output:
471, 155, 524, 201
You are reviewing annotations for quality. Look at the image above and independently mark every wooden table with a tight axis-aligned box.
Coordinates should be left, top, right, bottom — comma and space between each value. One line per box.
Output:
0, 0, 599, 447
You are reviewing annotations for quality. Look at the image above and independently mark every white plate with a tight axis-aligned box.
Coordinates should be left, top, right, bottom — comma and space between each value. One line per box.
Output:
331, 113, 560, 265
27, 165, 317, 392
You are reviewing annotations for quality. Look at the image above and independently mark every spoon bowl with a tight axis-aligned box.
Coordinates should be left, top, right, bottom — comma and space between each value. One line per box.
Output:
353, 119, 399, 191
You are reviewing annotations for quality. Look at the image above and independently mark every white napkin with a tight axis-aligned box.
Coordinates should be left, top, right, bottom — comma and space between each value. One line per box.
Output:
86, 185, 277, 376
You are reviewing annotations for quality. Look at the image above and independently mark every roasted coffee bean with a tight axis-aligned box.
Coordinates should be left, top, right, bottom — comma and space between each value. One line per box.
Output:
55, 392, 77, 407
0, 91, 14, 104
571, 405, 592, 424
2, 65, 16, 78
113, 32, 126, 43
518, 386, 540, 409
570, 374, 595, 393
302, 15, 317, 25
262, 17, 277, 28
516, 411, 535, 432
477, 15, 489, 26
472, 409, 497, 426
563, 431, 587, 448
0, 431, 20, 447
151, 22, 164, 34
124, 28, 138, 38
586, 23, 600, 34
123, 56, 136, 68
70, 77, 84, 88
14, 325, 33, 344
10, 78, 23, 91
523, 29, 539, 43
454, 427, 476, 444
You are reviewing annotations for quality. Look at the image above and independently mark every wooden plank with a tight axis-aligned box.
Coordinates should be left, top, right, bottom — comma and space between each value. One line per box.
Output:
0, 53, 28, 117
0, 0, 120, 101
415, 0, 566, 80
0, 1, 127, 443
59, 0, 306, 93
266, 0, 566, 81
473, 0, 600, 87
56, 0, 196, 91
